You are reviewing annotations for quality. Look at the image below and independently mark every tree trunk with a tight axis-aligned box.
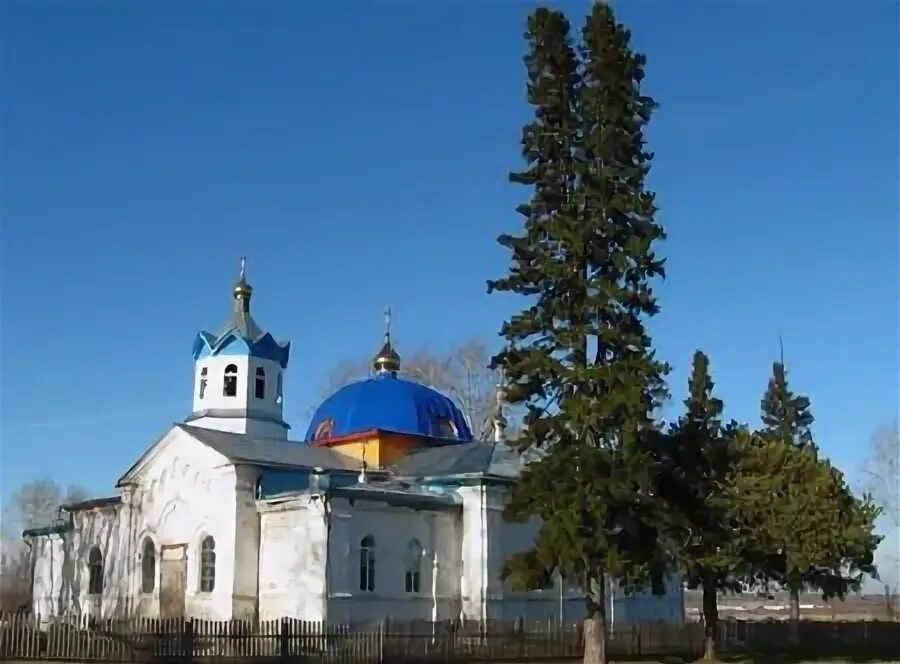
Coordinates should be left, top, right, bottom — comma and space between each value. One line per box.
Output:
701, 576, 718, 661
583, 575, 607, 664
789, 585, 800, 645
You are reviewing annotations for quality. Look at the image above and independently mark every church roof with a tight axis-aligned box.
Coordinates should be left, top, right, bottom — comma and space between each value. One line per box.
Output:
61, 496, 121, 512
178, 424, 360, 471
192, 259, 290, 368
390, 440, 533, 480
306, 374, 473, 443
330, 482, 460, 511
192, 317, 290, 368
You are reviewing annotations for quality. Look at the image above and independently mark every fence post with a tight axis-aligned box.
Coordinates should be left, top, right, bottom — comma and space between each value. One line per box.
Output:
280, 617, 289, 658
182, 619, 194, 663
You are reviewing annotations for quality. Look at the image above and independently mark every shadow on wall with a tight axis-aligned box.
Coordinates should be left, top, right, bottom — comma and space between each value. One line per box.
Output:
36, 509, 133, 621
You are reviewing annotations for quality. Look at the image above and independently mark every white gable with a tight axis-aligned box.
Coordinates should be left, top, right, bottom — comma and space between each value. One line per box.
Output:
117, 425, 232, 488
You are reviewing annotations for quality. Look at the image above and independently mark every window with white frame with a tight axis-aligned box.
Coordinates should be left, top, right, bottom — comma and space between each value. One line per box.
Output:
404, 539, 422, 593
200, 536, 216, 592
359, 535, 375, 592
223, 365, 238, 397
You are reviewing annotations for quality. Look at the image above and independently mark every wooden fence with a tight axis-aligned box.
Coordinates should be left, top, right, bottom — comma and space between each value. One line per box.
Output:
1, 613, 899, 662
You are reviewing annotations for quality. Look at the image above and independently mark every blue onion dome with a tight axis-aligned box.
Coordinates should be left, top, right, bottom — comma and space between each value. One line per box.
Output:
306, 308, 472, 443
191, 258, 290, 368
305, 374, 474, 443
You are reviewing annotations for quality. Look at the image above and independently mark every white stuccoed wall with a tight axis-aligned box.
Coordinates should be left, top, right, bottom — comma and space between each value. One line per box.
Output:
458, 484, 566, 621
232, 465, 262, 620
457, 483, 683, 626
257, 496, 328, 622
125, 428, 242, 621
28, 502, 126, 622
326, 497, 461, 625
29, 534, 67, 620
190, 355, 288, 439
27, 427, 683, 627
28, 427, 252, 622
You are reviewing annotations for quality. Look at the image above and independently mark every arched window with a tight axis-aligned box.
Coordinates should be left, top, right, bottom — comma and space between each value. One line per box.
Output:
434, 417, 458, 439
359, 535, 375, 592
88, 547, 103, 595
223, 364, 238, 397
255, 367, 266, 399
276, 372, 283, 404
405, 539, 422, 593
314, 418, 334, 441
141, 538, 156, 593
198, 367, 208, 399
200, 536, 216, 592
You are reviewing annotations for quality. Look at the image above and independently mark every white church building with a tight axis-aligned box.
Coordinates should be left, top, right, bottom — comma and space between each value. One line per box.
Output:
24, 263, 683, 627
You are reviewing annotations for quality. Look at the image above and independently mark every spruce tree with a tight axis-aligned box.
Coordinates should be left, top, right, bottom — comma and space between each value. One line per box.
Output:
727, 431, 882, 645
489, 5, 667, 663
758, 360, 816, 632
760, 361, 815, 450
660, 351, 741, 661
747, 362, 881, 642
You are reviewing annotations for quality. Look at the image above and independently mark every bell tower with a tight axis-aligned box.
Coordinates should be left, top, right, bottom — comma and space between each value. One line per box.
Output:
186, 258, 291, 438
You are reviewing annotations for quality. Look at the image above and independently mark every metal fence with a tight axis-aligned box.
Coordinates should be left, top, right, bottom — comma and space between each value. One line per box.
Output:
1, 613, 899, 662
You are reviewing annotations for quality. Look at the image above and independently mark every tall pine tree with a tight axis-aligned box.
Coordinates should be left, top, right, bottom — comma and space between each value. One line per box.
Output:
660, 351, 741, 661
489, 5, 667, 663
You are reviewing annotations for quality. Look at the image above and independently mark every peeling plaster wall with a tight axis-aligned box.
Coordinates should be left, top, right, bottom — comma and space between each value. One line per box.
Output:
29, 428, 245, 622
232, 465, 262, 621
68, 506, 124, 620
121, 429, 240, 621
325, 497, 461, 625
257, 497, 328, 622
30, 535, 66, 620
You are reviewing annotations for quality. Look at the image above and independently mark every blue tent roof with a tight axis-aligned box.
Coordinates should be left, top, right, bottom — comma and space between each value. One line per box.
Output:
192, 310, 290, 368
305, 374, 473, 443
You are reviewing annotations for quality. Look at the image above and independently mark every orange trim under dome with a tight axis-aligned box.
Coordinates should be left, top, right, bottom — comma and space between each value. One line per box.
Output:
310, 428, 463, 468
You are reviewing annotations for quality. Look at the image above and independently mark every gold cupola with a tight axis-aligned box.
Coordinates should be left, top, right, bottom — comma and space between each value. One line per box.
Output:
372, 306, 401, 376
233, 256, 253, 313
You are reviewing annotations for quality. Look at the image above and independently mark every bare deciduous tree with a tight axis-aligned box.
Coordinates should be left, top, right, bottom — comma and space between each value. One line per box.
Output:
0, 479, 89, 612
860, 421, 899, 529
318, 338, 516, 440
860, 422, 899, 598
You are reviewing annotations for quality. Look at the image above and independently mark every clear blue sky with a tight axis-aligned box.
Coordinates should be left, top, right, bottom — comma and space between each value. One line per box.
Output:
1, 1, 897, 502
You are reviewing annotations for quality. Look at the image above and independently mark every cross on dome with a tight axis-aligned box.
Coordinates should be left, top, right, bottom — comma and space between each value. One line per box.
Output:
372, 305, 401, 376
233, 256, 253, 313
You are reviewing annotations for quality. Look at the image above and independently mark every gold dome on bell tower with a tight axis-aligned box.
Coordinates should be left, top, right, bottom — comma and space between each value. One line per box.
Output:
372, 306, 401, 376
232, 256, 253, 313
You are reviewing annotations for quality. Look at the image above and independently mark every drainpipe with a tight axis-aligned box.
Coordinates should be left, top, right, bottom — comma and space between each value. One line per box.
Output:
23, 538, 34, 616
126, 486, 135, 618
480, 484, 487, 627
429, 515, 438, 625
609, 576, 615, 634
431, 550, 438, 644
316, 493, 331, 626
558, 570, 564, 623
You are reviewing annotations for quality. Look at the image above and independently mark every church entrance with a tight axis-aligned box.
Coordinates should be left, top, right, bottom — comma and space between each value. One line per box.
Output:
160, 544, 187, 619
